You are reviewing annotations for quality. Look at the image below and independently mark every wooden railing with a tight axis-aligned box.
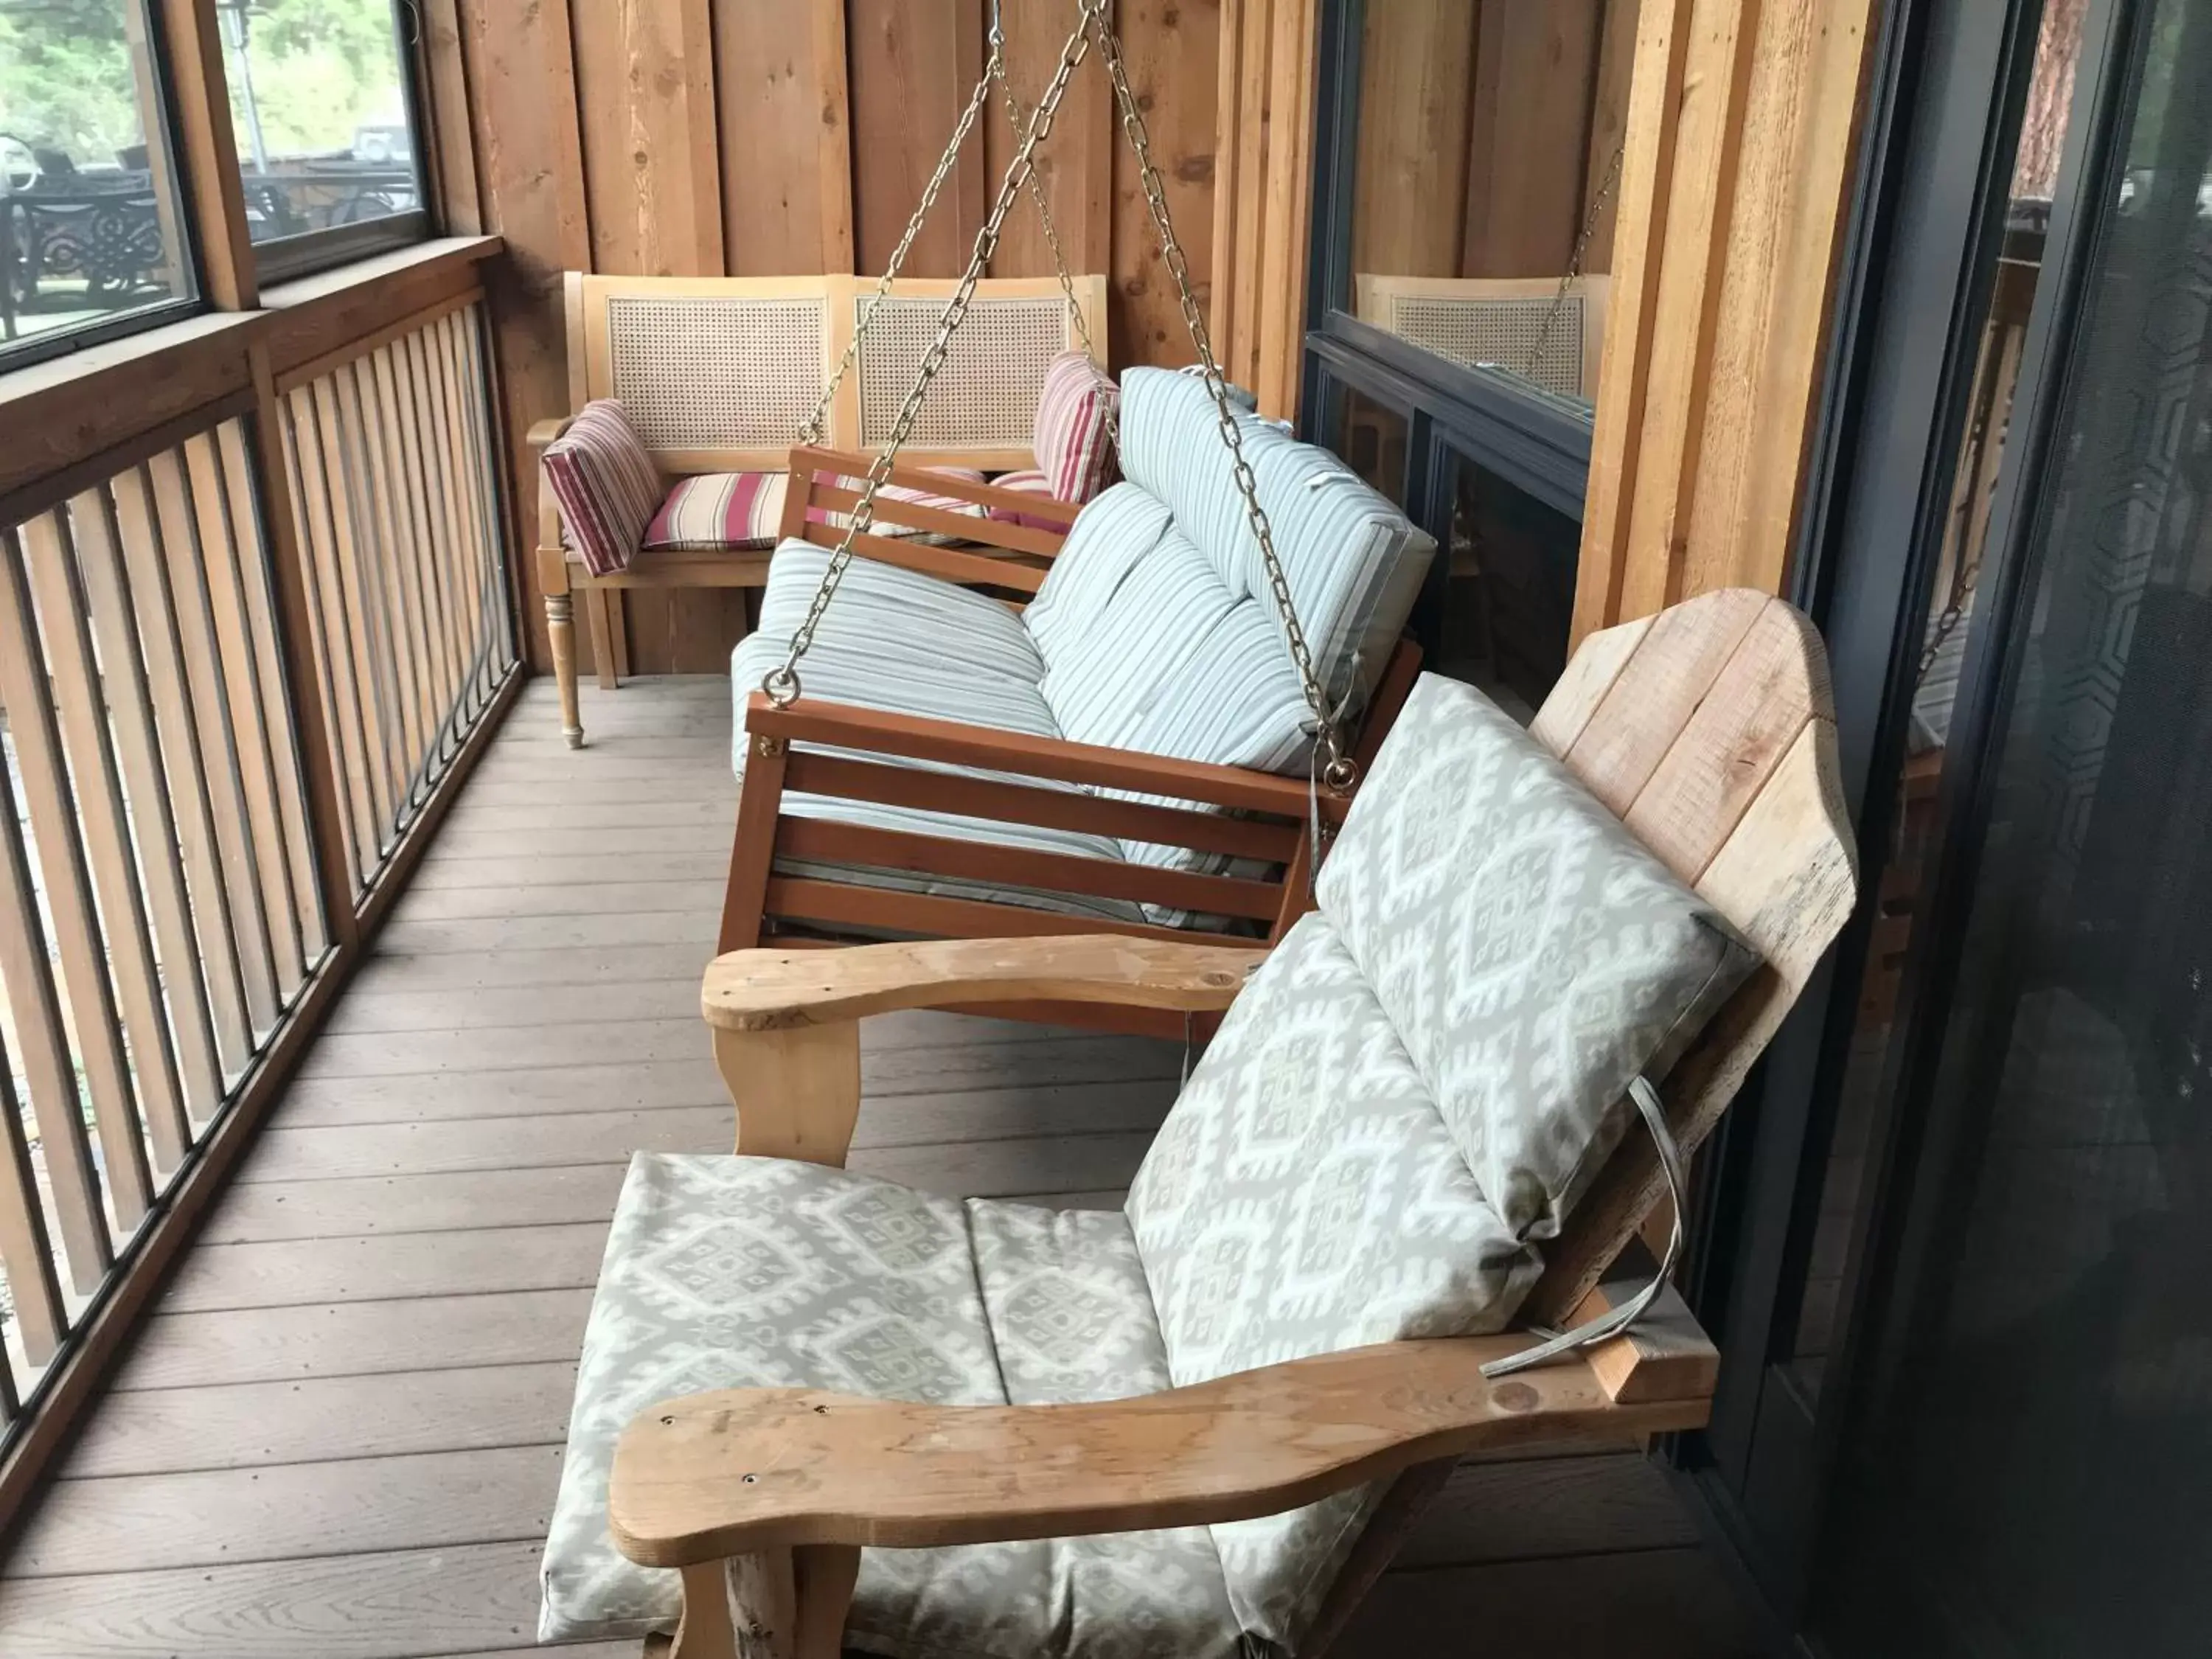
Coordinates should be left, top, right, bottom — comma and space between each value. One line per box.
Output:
0, 236, 516, 1522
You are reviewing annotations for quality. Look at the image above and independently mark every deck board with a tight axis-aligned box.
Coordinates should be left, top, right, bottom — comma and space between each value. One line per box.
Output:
0, 676, 1753, 1657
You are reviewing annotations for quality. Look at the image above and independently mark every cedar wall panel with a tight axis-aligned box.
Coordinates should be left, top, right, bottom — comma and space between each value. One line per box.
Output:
458, 0, 1223, 675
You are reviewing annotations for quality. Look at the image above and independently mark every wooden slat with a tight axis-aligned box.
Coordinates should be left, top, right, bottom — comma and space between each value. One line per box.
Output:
767, 876, 1214, 948
714, 0, 854, 274
39, 497, 206, 1151
280, 386, 375, 889
112, 464, 255, 1076
314, 374, 408, 844
1560, 585, 1764, 816
1461, 1, 1604, 276
409, 326, 481, 742
367, 347, 445, 780
1527, 611, 1653, 757
159, 1223, 614, 1315
377, 340, 456, 769
804, 480, 1068, 560
777, 817, 1284, 922
750, 695, 1323, 819
342, 359, 428, 790
988, 0, 1111, 285
785, 751, 1301, 863
1114, 0, 1223, 371
0, 959, 68, 1363
430, 312, 500, 725
848, 0, 986, 277
1623, 602, 1825, 880
1350, 0, 1478, 276
0, 521, 155, 1225
184, 430, 308, 997
216, 419, 330, 959
793, 520, 1048, 595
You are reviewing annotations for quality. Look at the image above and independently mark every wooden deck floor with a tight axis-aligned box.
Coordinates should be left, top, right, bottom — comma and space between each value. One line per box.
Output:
0, 675, 1764, 1657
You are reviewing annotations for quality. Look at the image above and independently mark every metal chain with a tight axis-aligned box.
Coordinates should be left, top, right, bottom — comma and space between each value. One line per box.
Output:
991, 21, 1094, 362
1523, 139, 1624, 385
1090, 12, 1352, 789
798, 49, 1001, 448
1920, 550, 1983, 679
766, 2, 1110, 706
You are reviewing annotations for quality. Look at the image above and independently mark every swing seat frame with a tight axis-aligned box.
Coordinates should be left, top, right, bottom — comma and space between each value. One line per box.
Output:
716, 447, 1424, 1035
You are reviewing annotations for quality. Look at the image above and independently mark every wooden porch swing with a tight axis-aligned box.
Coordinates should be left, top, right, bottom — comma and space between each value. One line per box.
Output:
713, 3, 1433, 1018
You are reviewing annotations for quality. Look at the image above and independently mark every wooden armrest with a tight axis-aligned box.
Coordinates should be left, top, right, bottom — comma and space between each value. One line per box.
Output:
611, 1287, 1717, 1566
746, 693, 1347, 821
527, 414, 576, 453
703, 936, 1264, 1032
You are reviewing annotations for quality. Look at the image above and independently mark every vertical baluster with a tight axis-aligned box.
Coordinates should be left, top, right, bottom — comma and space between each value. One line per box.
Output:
183, 432, 305, 1001
72, 484, 226, 1129
423, 322, 486, 736
215, 420, 327, 963
149, 447, 282, 1037
0, 710, 110, 1296
434, 316, 495, 726
0, 522, 154, 1227
367, 345, 442, 789
389, 333, 464, 765
458, 306, 519, 672
0, 1018, 65, 1368
313, 376, 405, 856
342, 359, 428, 807
114, 463, 254, 1080
24, 503, 193, 1173
280, 387, 372, 896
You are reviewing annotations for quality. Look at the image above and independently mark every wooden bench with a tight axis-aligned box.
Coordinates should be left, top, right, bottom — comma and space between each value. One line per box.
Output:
529, 271, 1110, 743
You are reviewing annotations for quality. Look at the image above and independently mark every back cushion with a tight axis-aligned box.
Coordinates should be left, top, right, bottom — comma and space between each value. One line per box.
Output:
1315, 675, 1760, 1241
1116, 367, 1436, 712
1030, 350, 1121, 503
1124, 911, 1532, 1649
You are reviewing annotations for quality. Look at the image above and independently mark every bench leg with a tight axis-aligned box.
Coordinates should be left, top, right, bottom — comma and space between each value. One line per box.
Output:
544, 593, 584, 748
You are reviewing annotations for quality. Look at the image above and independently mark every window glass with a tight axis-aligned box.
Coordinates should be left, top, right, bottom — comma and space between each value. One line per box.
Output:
217, 0, 422, 259
0, 0, 195, 364
1346, 1, 1635, 411
1432, 451, 1576, 720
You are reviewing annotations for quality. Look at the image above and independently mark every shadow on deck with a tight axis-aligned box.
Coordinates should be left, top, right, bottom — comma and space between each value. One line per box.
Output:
0, 676, 1762, 1658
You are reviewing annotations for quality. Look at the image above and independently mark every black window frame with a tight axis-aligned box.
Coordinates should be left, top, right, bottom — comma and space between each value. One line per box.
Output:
229, 0, 435, 288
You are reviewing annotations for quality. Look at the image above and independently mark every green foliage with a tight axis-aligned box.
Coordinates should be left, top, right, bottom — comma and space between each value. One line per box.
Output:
0, 0, 403, 169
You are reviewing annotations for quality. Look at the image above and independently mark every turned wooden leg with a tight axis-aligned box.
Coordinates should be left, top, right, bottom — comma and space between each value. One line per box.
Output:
713, 1025, 861, 1166
544, 592, 584, 748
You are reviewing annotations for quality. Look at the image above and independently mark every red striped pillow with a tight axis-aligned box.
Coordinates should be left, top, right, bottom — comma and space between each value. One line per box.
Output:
1032, 352, 1120, 504
541, 401, 661, 578
645, 468, 992, 552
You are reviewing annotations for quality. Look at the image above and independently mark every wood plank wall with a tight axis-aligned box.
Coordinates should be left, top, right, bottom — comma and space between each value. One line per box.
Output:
439, 0, 1222, 678
1572, 0, 1882, 644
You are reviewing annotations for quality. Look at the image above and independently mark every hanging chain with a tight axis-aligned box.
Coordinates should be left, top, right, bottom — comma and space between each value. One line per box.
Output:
991, 16, 1095, 362
1090, 13, 1352, 790
1523, 139, 1624, 385
766, 2, 1109, 706
797, 49, 1001, 448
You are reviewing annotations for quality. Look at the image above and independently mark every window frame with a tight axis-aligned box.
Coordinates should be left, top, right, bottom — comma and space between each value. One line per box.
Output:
226, 0, 437, 286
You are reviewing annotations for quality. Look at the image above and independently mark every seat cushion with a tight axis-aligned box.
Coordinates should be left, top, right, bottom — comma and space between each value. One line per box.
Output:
543, 1155, 1243, 1659
644, 467, 991, 553
543, 400, 662, 577
730, 543, 1147, 926
1032, 350, 1121, 504
1313, 674, 1760, 1242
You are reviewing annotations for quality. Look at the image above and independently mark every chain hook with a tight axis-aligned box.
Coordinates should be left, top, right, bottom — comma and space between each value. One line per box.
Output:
760, 666, 801, 709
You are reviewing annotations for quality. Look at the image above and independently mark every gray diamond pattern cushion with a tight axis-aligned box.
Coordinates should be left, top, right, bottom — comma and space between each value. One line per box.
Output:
1314, 672, 1759, 1242
542, 1154, 1243, 1659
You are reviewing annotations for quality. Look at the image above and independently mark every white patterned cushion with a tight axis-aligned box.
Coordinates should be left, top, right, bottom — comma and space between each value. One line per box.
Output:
543, 1155, 1244, 1659
1123, 912, 1535, 1650
1314, 675, 1759, 1241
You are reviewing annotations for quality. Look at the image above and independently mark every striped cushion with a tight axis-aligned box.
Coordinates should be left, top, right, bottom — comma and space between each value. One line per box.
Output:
644, 468, 990, 553
984, 467, 1065, 532
542, 401, 661, 578
1115, 367, 1434, 712
1032, 352, 1120, 504
729, 544, 1144, 927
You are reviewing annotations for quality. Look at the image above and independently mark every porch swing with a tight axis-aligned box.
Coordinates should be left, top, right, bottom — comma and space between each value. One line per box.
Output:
715, 4, 1437, 1004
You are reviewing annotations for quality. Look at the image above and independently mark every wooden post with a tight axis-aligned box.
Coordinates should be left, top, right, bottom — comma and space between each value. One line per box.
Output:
1573, 0, 1883, 644
712, 1024, 862, 1166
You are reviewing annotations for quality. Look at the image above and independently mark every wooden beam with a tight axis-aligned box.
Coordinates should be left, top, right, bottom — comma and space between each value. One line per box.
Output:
1251, 0, 1316, 417
153, 0, 257, 310
1573, 0, 1882, 643
990, 0, 1113, 287
848, 0, 986, 277
571, 0, 725, 277
714, 0, 855, 274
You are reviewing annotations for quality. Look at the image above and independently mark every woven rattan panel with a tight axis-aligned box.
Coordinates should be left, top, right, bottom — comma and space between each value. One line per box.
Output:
1388, 295, 1587, 400
855, 296, 1066, 448
608, 296, 827, 450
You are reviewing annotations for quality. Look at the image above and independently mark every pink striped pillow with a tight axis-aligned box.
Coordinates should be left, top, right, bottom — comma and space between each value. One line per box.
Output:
1032, 351, 1119, 504
986, 467, 1068, 532
541, 402, 661, 578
